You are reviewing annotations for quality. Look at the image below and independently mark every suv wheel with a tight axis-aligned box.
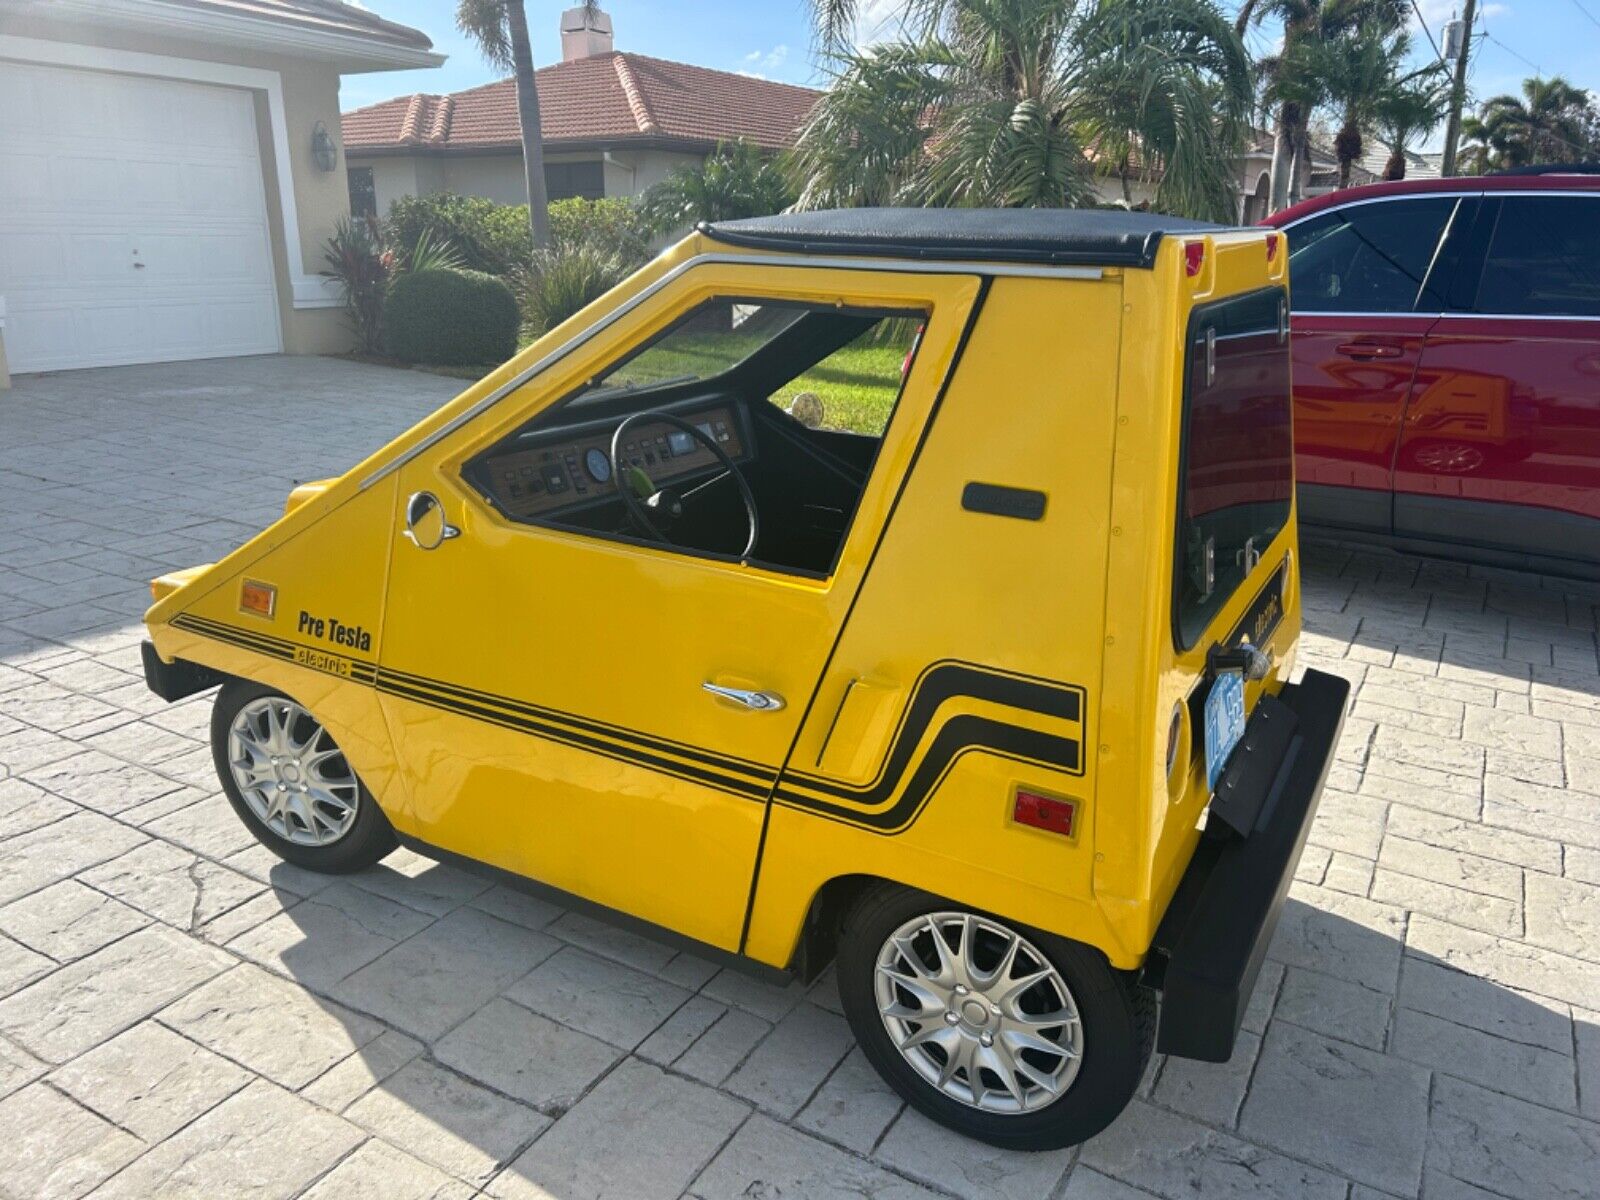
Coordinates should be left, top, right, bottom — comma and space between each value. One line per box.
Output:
836, 885, 1154, 1150
211, 679, 396, 873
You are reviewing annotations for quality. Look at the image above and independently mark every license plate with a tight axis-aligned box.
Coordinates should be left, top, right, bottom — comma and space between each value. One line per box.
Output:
1204, 671, 1248, 792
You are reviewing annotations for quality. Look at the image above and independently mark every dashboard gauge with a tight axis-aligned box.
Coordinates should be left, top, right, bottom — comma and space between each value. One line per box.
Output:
584, 448, 613, 484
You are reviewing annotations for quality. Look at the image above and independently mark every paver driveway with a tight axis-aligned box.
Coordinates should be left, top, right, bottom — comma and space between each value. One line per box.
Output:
1, 356, 1597, 1200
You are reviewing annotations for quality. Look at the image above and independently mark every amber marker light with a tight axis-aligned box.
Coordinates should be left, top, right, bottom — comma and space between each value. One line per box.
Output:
239, 580, 277, 618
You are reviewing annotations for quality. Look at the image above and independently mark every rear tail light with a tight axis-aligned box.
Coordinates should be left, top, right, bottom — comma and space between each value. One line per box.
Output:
1013, 790, 1077, 838
1184, 242, 1206, 277
1265, 232, 1280, 262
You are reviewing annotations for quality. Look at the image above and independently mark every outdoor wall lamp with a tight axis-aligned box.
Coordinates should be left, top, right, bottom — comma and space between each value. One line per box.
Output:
311, 121, 338, 172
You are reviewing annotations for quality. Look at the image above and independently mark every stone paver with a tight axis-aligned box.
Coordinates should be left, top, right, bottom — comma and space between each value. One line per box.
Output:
3, 359, 1600, 1198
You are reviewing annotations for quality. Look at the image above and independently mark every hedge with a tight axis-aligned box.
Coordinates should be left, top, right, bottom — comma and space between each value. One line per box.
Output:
384, 268, 519, 366
386, 193, 652, 276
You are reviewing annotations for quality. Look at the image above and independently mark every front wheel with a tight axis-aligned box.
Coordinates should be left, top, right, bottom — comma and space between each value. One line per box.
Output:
836, 885, 1154, 1150
211, 679, 396, 874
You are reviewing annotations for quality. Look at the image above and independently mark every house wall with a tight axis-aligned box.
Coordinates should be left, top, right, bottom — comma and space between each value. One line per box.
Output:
348, 145, 708, 211
0, 12, 363, 358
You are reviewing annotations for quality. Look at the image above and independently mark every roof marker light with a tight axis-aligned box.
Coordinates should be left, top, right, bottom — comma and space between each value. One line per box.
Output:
1184, 241, 1206, 277
1265, 232, 1280, 262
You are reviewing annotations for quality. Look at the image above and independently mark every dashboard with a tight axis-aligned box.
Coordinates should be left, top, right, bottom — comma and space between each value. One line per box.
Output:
478, 402, 748, 520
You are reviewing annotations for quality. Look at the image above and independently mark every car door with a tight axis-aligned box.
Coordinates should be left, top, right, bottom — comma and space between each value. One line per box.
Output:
1394, 192, 1600, 565
1282, 194, 1472, 531
373, 260, 981, 952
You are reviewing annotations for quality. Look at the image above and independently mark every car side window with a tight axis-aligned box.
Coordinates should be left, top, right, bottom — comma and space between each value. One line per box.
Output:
1474, 196, 1600, 318
1285, 198, 1457, 314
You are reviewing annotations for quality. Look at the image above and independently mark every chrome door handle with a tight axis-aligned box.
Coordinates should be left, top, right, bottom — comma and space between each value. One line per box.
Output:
702, 682, 785, 711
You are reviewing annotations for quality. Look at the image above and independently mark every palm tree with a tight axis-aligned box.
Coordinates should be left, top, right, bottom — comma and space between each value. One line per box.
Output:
1374, 70, 1450, 180
456, 0, 600, 250
637, 140, 796, 232
1243, 0, 1407, 210
792, 0, 1251, 221
1467, 77, 1596, 169
1296, 24, 1418, 188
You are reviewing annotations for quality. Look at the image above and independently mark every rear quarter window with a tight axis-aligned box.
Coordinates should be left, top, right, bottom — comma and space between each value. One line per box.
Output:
1473, 195, 1600, 318
1175, 287, 1294, 650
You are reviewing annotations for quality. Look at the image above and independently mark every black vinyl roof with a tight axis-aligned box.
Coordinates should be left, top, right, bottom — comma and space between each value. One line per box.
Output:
699, 207, 1233, 269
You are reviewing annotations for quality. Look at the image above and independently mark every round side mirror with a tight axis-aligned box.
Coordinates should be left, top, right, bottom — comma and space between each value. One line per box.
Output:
787, 391, 825, 429
404, 491, 460, 550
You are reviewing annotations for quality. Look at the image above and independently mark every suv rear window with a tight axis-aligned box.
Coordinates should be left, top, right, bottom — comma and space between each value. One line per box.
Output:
1175, 288, 1294, 649
1285, 197, 1457, 313
1474, 196, 1600, 318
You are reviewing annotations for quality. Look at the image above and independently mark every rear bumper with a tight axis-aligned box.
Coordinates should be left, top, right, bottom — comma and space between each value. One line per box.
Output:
1146, 667, 1350, 1061
141, 640, 224, 703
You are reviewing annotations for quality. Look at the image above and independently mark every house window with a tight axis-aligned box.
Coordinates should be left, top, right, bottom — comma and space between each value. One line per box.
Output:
546, 161, 605, 201
347, 167, 377, 219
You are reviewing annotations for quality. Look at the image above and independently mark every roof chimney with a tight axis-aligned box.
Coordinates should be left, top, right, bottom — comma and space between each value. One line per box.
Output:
560, 6, 613, 61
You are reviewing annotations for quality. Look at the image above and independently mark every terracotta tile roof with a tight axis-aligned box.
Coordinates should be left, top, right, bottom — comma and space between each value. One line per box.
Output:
182, 0, 433, 49
343, 51, 820, 154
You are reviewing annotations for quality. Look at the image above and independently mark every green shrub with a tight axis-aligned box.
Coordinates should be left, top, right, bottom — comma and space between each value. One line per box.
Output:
386, 193, 652, 277
513, 243, 630, 339
384, 268, 519, 366
548, 197, 652, 264
387, 193, 531, 275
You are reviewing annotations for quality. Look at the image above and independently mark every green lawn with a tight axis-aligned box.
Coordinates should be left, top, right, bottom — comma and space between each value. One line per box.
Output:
593, 334, 910, 436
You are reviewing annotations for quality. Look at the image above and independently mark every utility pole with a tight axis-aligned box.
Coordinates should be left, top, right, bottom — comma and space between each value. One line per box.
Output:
1439, 0, 1479, 176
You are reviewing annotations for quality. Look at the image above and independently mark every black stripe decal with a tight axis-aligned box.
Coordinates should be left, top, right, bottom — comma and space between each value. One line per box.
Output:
172, 619, 1084, 834
782, 661, 1083, 802
377, 666, 776, 785
373, 674, 771, 801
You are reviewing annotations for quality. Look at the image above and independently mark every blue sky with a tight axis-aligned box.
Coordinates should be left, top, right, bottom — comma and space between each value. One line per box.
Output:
341, 0, 1600, 128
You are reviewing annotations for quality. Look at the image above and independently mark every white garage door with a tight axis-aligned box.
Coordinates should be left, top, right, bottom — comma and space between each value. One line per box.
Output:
0, 62, 281, 373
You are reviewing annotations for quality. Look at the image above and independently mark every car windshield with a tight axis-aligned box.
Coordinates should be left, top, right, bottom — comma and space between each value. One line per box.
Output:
575, 302, 808, 401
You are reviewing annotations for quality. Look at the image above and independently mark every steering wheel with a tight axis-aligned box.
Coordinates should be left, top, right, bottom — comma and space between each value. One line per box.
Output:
610, 410, 760, 559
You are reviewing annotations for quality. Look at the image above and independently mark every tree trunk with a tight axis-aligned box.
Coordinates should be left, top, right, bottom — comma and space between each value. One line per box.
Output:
506, 0, 551, 251
1383, 148, 1407, 180
1267, 102, 1296, 213
1289, 127, 1311, 205
1119, 155, 1133, 205
1335, 123, 1362, 189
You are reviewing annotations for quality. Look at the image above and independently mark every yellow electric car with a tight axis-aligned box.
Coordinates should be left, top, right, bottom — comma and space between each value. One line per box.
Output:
142, 209, 1347, 1150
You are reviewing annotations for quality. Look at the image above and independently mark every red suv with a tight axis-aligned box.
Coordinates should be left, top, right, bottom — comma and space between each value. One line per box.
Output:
1267, 170, 1600, 577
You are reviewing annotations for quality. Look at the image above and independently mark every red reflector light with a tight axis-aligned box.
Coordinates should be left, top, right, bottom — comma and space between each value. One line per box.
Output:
1013, 790, 1077, 837
1184, 241, 1205, 277
1265, 232, 1280, 262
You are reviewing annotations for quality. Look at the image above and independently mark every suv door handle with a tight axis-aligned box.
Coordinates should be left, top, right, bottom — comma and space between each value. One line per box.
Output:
702, 683, 785, 711
1335, 342, 1403, 359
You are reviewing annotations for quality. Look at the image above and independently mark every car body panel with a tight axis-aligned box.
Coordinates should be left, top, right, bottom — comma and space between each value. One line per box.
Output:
376, 263, 981, 952
1268, 174, 1600, 567
144, 222, 1305, 978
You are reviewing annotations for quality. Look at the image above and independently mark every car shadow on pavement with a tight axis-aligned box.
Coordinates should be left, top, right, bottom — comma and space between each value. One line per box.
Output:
222, 855, 1599, 1200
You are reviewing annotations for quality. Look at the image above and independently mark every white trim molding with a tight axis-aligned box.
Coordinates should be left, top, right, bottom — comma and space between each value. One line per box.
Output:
8, 0, 444, 70
293, 278, 345, 309
0, 34, 338, 312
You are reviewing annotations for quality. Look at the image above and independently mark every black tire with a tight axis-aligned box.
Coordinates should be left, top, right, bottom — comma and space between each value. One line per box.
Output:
836, 884, 1155, 1151
210, 678, 397, 874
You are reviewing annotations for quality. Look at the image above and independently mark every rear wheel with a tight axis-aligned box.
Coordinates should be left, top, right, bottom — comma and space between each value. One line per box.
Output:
211, 679, 396, 873
836, 885, 1154, 1150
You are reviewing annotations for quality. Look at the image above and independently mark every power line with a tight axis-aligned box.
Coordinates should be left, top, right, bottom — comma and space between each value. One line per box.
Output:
1564, 0, 1600, 33
1409, 0, 1445, 61
1480, 30, 1543, 77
